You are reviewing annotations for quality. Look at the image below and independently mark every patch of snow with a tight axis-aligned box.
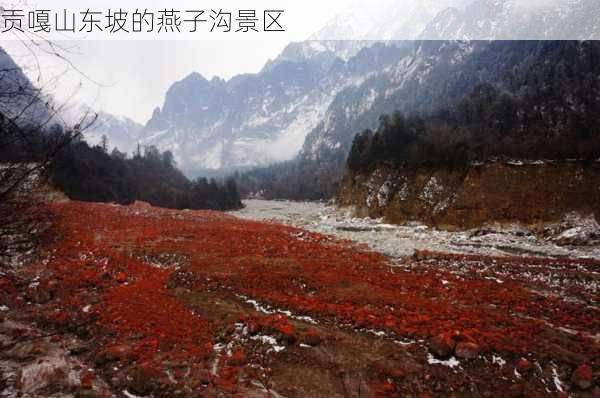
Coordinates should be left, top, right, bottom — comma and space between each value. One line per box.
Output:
427, 353, 460, 368
250, 335, 286, 353
377, 180, 393, 207
552, 365, 564, 392
244, 298, 275, 315
492, 354, 506, 367
366, 329, 386, 337
484, 276, 504, 284
397, 179, 409, 201
237, 294, 318, 324
419, 176, 444, 205
393, 338, 417, 346
123, 390, 144, 398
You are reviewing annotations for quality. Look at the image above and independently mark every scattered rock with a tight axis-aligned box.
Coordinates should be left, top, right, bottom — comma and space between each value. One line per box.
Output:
16, 356, 69, 394
95, 344, 134, 365
166, 270, 196, 289
545, 213, 600, 246
115, 272, 127, 283
279, 330, 297, 345
454, 342, 480, 359
429, 333, 456, 358
24, 285, 52, 304
413, 250, 431, 262
571, 364, 593, 390
515, 358, 532, 374
108, 344, 134, 360
74, 325, 91, 339
109, 373, 127, 389
277, 324, 296, 345
301, 331, 322, 347
197, 370, 212, 385
247, 321, 260, 335
79, 371, 95, 390
227, 349, 246, 366
129, 362, 165, 395
371, 360, 405, 380
69, 344, 89, 355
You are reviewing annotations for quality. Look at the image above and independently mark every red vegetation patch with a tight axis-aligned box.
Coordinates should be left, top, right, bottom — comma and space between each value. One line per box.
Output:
0, 277, 17, 299
30, 200, 599, 395
98, 268, 212, 363
36, 202, 215, 368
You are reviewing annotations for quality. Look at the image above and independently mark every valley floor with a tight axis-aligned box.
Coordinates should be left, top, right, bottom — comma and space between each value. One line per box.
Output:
0, 199, 598, 397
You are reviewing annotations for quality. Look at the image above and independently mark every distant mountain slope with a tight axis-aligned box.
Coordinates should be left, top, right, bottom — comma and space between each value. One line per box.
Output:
299, 37, 600, 166
83, 111, 143, 154
59, 103, 143, 155
300, 40, 499, 164
237, 40, 600, 199
139, 0, 600, 178
420, 0, 600, 40
0, 48, 141, 153
309, 0, 468, 41
138, 41, 395, 175
0, 47, 51, 127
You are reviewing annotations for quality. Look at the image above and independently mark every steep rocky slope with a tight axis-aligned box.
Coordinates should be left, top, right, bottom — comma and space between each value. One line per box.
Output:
138, 43, 354, 175
0, 48, 51, 127
300, 39, 600, 165
238, 39, 600, 200
137, 0, 600, 178
419, 0, 600, 40
81, 111, 143, 154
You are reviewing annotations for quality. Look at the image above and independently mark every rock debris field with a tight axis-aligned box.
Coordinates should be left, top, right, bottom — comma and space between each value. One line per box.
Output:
232, 200, 600, 260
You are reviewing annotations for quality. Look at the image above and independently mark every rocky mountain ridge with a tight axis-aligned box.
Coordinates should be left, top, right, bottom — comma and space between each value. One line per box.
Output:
139, 0, 600, 176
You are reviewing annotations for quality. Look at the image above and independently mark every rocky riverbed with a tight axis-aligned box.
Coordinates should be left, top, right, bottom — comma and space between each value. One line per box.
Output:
231, 200, 600, 260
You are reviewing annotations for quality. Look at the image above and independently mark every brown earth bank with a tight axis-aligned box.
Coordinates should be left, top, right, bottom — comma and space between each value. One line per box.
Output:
0, 198, 598, 397
339, 160, 600, 230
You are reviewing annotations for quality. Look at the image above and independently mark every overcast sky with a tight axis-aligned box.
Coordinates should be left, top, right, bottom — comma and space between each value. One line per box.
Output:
3, 40, 296, 123
0, 0, 347, 123
0, 0, 576, 124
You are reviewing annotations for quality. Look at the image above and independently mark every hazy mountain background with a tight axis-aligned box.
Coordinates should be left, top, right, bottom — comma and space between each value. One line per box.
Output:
0, 48, 52, 127
3, 0, 599, 182
86, 0, 598, 178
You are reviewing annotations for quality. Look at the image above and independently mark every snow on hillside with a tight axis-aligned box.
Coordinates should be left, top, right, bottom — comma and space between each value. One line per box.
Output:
97, 0, 600, 174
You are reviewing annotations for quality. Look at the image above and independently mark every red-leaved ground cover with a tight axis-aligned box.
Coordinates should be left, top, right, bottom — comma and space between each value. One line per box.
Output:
18, 200, 598, 396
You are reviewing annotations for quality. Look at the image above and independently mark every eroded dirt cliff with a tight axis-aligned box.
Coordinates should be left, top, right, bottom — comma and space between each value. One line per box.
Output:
339, 160, 600, 230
